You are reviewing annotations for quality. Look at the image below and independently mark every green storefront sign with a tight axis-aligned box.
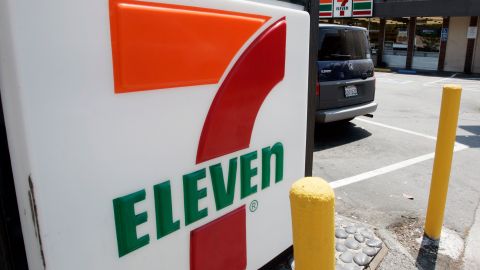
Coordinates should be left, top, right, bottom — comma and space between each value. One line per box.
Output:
320, 0, 373, 18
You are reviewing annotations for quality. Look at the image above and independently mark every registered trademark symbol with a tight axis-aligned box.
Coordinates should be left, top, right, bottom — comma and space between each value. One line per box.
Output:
249, 200, 258, 212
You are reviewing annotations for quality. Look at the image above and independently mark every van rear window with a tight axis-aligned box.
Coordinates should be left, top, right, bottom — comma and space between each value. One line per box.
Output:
318, 28, 370, 61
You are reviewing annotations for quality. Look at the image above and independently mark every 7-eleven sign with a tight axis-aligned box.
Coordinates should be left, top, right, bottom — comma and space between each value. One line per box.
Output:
334, 0, 351, 17
0, 0, 310, 269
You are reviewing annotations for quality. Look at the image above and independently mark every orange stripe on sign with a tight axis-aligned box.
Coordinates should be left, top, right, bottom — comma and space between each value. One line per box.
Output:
320, 0, 332, 4
109, 0, 270, 93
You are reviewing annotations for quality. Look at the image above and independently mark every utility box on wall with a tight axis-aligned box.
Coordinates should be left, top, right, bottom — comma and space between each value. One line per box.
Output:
0, 0, 310, 269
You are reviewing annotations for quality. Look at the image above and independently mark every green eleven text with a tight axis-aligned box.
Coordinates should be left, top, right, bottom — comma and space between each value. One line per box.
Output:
112, 142, 284, 257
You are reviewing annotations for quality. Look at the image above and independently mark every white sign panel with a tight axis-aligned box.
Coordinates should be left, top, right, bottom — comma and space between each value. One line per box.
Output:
467, 26, 478, 39
0, 0, 309, 269
334, 0, 352, 18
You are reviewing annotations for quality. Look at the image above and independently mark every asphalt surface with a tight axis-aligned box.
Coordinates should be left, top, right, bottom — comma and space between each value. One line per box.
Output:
312, 72, 480, 269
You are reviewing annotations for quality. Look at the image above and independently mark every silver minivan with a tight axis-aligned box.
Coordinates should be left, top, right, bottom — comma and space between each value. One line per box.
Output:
316, 24, 377, 123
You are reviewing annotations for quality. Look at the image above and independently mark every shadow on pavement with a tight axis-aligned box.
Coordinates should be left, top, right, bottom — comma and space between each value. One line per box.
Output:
314, 120, 372, 152
457, 125, 480, 148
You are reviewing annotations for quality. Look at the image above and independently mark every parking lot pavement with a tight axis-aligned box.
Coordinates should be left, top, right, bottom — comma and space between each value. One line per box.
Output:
312, 72, 480, 268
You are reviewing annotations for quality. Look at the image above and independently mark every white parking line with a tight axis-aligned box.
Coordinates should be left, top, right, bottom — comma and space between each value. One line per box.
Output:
355, 117, 469, 148
423, 73, 457, 87
355, 117, 438, 141
376, 77, 414, 85
422, 74, 480, 92
330, 144, 469, 189
327, 117, 470, 189
464, 89, 480, 93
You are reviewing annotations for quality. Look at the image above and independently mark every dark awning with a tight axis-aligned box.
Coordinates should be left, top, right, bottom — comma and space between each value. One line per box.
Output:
374, 0, 480, 18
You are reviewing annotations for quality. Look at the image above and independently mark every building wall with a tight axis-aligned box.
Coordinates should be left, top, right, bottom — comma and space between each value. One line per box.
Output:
472, 20, 480, 74
444, 17, 470, 72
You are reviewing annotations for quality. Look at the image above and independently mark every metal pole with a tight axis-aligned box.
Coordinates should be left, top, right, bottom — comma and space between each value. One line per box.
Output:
424, 84, 462, 240
290, 177, 335, 270
304, 0, 319, 177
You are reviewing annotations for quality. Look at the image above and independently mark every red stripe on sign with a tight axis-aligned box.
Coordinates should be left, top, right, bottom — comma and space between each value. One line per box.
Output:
196, 18, 286, 164
319, 12, 332, 17
190, 206, 246, 270
353, 10, 372, 15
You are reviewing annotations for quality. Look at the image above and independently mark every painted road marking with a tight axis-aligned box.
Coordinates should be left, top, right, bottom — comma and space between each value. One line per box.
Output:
330, 144, 468, 189
355, 117, 468, 148
376, 77, 414, 85
329, 118, 470, 189
356, 117, 438, 141
377, 72, 479, 92
422, 73, 480, 92
423, 73, 457, 87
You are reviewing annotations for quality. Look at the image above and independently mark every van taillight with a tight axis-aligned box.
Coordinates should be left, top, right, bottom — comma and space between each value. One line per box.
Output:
316, 81, 320, 96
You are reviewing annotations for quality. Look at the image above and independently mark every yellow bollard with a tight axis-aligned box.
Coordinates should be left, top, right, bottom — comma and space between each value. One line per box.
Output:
290, 177, 335, 270
424, 84, 462, 240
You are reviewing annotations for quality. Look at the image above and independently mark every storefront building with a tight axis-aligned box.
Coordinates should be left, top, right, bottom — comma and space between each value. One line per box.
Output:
319, 0, 480, 73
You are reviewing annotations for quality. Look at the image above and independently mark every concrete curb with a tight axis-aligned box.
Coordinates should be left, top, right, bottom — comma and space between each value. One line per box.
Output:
375, 229, 419, 270
463, 202, 480, 269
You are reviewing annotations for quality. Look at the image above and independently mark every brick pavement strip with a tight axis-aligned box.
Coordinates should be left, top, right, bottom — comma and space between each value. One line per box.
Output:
335, 216, 386, 270
285, 216, 393, 270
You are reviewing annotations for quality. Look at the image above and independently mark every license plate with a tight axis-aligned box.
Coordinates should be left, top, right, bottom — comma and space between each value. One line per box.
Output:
345, 85, 358, 98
